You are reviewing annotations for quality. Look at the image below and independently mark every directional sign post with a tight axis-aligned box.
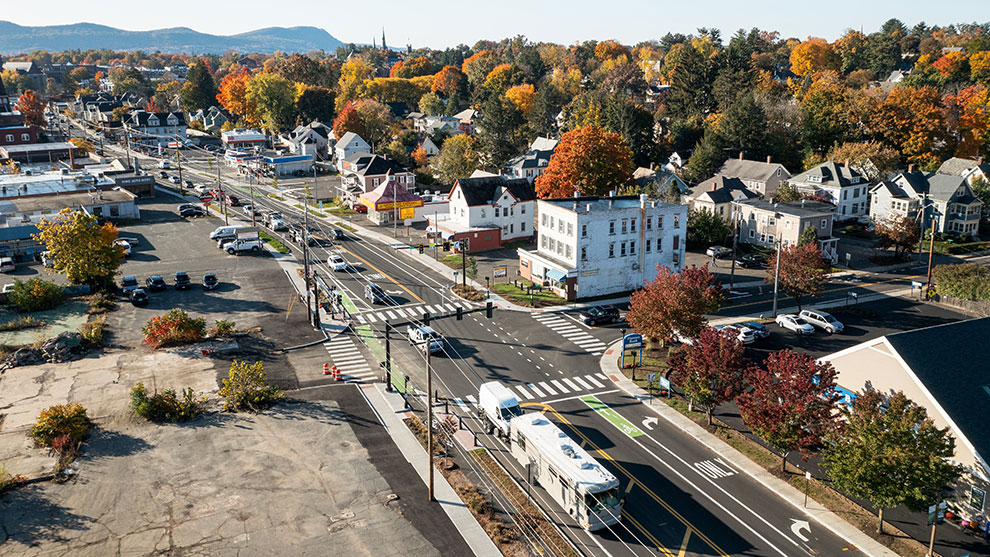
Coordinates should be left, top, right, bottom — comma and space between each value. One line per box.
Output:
658, 376, 671, 398
621, 333, 643, 370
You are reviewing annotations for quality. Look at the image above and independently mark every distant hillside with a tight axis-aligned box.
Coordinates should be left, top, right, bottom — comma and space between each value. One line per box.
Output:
0, 21, 344, 55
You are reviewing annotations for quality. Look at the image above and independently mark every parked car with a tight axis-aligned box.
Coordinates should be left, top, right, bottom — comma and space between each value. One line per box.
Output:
129, 288, 149, 306
158, 171, 168, 179
713, 324, 756, 345
113, 239, 132, 256
330, 228, 344, 240
174, 271, 191, 290
328, 254, 348, 272
177, 203, 198, 212
365, 283, 386, 304
742, 321, 770, 339
353, 204, 368, 214
738, 254, 768, 269
197, 192, 214, 202
270, 218, 288, 231
195, 184, 211, 194
775, 314, 815, 335
799, 309, 844, 333
120, 275, 139, 295
145, 275, 167, 292
183, 180, 194, 189
179, 206, 207, 218
0, 257, 15, 273
202, 273, 219, 291
41, 251, 54, 268
706, 246, 732, 259
580, 305, 621, 326
225, 195, 241, 207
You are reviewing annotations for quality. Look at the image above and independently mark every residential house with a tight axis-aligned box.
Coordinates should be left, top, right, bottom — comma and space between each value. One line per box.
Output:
937, 157, 989, 185
518, 194, 687, 301
0, 109, 38, 147
434, 175, 536, 251
420, 137, 440, 157
340, 153, 415, 201
281, 121, 331, 158
733, 199, 838, 262
788, 161, 870, 221
334, 132, 371, 171
819, 317, 990, 524
663, 152, 685, 174
452, 108, 479, 134
503, 137, 558, 184
633, 165, 689, 196
685, 176, 759, 219
870, 169, 983, 236
221, 128, 266, 150
415, 115, 462, 136
123, 110, 186, 148
717, 156, 791, 197
190, 106, 228, 132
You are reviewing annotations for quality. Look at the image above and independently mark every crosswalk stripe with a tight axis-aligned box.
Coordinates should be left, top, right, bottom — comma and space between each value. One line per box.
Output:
555, 325, 582, 332
575, 341, 608, 350
514, 385, 534, 400
590, 352, 602, 356
526, 383, 546, 398
595, 373, 609, 380
324, 338, 355, 346
584, 374, 605, 388
536, 381, 557, 396
543, 320, 569, 326
443, 303, 456, 312
453, 398, 470, 412
365, 312, 379, 323
571, 376, 593, 390
560, 377, 581, 391
384, 310, 397, 320
355, 315, 366, 324
333, 357, 367, 366
549, 379, 568, 393
466, 395, 478, 406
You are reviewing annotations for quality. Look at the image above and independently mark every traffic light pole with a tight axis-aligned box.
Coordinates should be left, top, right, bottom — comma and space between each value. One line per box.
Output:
461, 242, 466, 288
426, 330, 434, 502
384, 320, 392, 392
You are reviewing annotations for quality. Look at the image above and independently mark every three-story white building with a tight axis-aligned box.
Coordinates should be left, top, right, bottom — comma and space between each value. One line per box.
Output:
518, 194, 687, 301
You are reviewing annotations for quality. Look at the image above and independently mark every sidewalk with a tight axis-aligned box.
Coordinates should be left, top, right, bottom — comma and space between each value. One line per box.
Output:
362, 383, 500, 557
598, 344, 898, 557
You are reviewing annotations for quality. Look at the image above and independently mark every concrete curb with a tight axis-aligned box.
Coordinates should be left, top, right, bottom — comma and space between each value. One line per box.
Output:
598, 343, 898, 557
363, 383, 500, 557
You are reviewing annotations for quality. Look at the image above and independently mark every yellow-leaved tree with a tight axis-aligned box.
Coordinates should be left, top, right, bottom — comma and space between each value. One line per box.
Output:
33, 208, 122, 288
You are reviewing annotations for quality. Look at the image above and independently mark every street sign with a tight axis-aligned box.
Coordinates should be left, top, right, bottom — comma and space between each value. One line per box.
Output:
400, 207, 415, 219
623, 333, 643, 349
647, 373, 656, 383
493, 266, 507, 278
912, 281, 923, 288
657, 376, 670, 391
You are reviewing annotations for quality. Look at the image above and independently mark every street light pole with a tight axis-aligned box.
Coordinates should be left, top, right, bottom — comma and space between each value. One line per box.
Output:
426, 332, 435, 502
303, 200, 313, 326
771, 239, 782, 317
729, 209, 739, 291
925, 218, 937, 292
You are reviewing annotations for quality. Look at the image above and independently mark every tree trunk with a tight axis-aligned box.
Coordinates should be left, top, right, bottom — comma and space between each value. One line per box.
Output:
781, 451, 788, 472
877, 508, 884, 534
687, 400, 694, 412
706, 408, 713, 426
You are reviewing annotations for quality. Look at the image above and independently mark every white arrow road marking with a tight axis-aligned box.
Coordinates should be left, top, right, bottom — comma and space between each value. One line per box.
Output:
790, 519, 810, 542
642, 416, 659, 430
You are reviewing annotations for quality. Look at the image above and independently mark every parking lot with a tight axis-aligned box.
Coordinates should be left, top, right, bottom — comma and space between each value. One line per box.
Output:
109, 192, 318, 350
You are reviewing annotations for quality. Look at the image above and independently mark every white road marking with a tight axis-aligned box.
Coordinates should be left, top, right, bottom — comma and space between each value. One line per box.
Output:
571, 376, 594, 390
536, 381, 557, 396
549, 379, 568, 393
514, 385, 534, 400
526, 383, 546, 398
584, 375, 605, 388
384, 310, 397, 320
560, 377, 581, 391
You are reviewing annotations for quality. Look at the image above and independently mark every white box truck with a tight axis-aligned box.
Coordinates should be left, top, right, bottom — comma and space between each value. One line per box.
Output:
477, 382, 522, 438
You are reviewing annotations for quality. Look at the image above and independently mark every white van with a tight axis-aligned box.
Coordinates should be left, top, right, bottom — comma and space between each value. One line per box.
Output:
209, 225, 245, 241
477, 382, 522, 438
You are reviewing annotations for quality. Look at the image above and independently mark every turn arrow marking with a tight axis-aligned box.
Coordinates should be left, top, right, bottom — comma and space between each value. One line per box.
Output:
790, 519, 810, 542
642, 416, 659, 431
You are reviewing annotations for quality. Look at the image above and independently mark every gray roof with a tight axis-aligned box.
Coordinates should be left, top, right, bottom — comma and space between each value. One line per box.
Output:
883, 317, 990, 474
895, 171, 968, 203
336, 132, 368, 147
345, 154, 409, 177
689, 176, 759, 204
633, 167, 688, 193
790, 161, 863, 187
870, 180, 910, 199
718, 159, 790, 183
937, 157, 989, 177
735, 198, 835, 218
452, 176, 536, 206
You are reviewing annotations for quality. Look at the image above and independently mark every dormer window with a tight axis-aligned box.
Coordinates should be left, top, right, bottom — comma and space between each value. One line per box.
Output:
148, 116, 159, 126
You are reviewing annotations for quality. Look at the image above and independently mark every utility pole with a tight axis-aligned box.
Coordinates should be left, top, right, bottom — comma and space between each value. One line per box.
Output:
250, 179, 257, 227
925, 218, 937, 292
728, 210, 739, 291
311, 269, 322, 331
426, 327, 435, 502
461, 241, 466, 288
384, 320, 392, 392
917, 194, 928, 258
771, 239, 782, 317
303, 200, 313, 326
123, 127, 131, 168
216, 152, 227, 226
175, 141, 183, 195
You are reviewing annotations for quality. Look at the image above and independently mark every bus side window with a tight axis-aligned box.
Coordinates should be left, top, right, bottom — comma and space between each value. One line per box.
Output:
515, 432, 526, 451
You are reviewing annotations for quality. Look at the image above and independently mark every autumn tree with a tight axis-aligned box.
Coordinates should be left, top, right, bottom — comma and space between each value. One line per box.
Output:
418, 91, 446, 115
875, 215, 921, 259
626, 265, 724, 344
180, 61, 218, 112
68, 138, 94, 156
332, 102, 365, 140
535, 125, 633, 198
826, 141, 901, 181
14, 89, 46, 128
432, 65, 466, 97
390, 56, 434, 78
823, 390, 961, 534
216, 69, 257, 125
462, 50, 497, 87
352, 99, 395, 151
33, 208, 122, 289
668, 327, 746, 424
766, 242, 829, 310
505, 83, 536, 115
797, 224, 819, 246
800, 75, 854, 154
432, 134, 479, 184
294, 85, 335, 123
595, 40, 632, 61
738, 349, 841, 470
336, 57, 374, 111
789, 37, 841, 77
870, 86, 950, 167
771, 183, 801, 203
245, 72, 296, 133
944, 85, 990, 158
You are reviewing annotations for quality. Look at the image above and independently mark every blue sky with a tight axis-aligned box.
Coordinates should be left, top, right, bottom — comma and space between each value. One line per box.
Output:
4, 1, 987, 49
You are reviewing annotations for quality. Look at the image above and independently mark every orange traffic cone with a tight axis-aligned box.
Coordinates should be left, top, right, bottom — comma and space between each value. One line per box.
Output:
323, 363, 330, 375
332, 365, 341, 381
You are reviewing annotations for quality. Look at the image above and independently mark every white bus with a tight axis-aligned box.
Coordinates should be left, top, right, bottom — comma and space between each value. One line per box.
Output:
510, 413, 622, 531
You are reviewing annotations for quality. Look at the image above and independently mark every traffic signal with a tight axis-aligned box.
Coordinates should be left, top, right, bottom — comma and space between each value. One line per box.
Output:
485, 301, 493, 319
423, 312, 430, 326
442, 241, 450, 252
417, 244, 424, 254
456, 306, 463, 320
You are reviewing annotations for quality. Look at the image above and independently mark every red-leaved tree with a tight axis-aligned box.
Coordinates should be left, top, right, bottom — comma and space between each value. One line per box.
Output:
534, 125, 634, 198
738, 349, 841, 470
668, 327, 747, 424
14, 89, 46, 128
626, 265, 724, 344
766, 242, 829, 311
331, 102, 365, 141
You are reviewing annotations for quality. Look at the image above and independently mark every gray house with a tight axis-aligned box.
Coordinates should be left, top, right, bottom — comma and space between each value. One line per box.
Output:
870, 169, 983, 236
717, 157, 791, 197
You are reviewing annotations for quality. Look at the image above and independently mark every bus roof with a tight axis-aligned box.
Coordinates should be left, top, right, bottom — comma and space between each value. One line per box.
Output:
512, 413, 619, 494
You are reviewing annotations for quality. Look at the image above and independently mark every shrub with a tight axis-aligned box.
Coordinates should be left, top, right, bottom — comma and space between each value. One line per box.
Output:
130, 382, 207, 423
0, 315, 46, 332
219, 361, 283, 412
141, 309, 206, 348
6, 278, 65, 313
30, 403, 91, 449
80, 317, 106, 345
932, 263, 990, 301
0, 463, 27, 491
87, 292, 116, 314
211, 319, 236, 337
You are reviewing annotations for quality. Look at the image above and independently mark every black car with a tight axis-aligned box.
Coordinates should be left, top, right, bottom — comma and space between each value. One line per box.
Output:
743, 321, 771, 339
158, 171, 168, 179
121, 275, 139, 295
145, 276, 167, 292
738, 254, 768, 269
129, 288, 149, 306
580, 305, 621, 326
174, 271, 191, 290
180, 206, 206, 218
202, 273, 219, 290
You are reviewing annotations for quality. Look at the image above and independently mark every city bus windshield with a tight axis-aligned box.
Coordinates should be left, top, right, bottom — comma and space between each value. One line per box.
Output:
585, 487, 620, 512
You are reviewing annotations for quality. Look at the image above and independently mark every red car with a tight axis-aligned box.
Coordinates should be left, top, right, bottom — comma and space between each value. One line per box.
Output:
353, 204, 368, 214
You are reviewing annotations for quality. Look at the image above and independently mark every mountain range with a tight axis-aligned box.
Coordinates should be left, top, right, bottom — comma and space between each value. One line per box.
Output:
0, 21, 345, 55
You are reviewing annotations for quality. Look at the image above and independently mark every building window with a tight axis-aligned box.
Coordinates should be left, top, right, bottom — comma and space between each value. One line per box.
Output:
557, 242, 563, 255
541, 235, 547, 249
760, 233, 767, 243
621, 219, 627, 234
510, 223, 514, 233
631, 219, 637, 232
673, 252, 680, 265
768, 234, 774, 244
558, 220, 564, 233
609, 243, 615, 258
672, 235, 679, 250
4, 135, 12, 142
493, 207, 499, 217
521, 222, 526, 232
565, 245, 571, 259
609, 221, 615, 234
646, 240, 651, 253
821, 219, 827, 229
656, 238, 662, 253
549, 238, 556, 251
749, 229, 755, 238
646, 218, 652, 231
581, 224, 587, 237
109, 205, 120, 217
373, 178, 380, 186
674, 215, 680, 228
521, 205, 526, 214
620, 242, 626, 256
541, 214, 546, 227
761, 215, 767, 224
510, 206, 514, 216
93, 206, 103, 216
481, 209, 487, 218
657, 216, 663, 229
768, 215, 776, 225
550, 216, 554, 229
21, 133, 30, 141
629, 241, 636, 254
970, 486, 987, 511
581, 246, 587, 260
567, 222, 573, 236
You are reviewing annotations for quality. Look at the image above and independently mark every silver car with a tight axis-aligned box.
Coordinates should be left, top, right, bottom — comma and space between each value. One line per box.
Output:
799, 310, 844, 333
775, 314, 815, 335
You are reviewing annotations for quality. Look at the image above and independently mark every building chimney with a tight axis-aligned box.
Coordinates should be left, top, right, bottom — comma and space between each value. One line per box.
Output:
766, 155, 772, 164
608, 190, 616, 198
640, 193, 647, 208
649, 162, 655, 171
712, 181, 717, 192
908, 163, 914, 173
844, 159, 850, 169
738, 151, 743, 160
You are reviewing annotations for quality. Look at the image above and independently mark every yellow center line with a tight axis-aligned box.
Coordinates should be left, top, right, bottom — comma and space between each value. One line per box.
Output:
677, 529, 692, 557
335, 245, 425, 304
725, 273, 923, 312
523, 402, 729, 557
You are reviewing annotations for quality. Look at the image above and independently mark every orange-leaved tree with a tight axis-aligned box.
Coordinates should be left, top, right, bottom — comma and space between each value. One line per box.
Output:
14, 89, 46, 128
216, 69, 258, 126
869, 85, 950, 167
432, 65, 465, 96
534, 125, 634, 198
789, 37, 840, 77
505, 83, 536, 115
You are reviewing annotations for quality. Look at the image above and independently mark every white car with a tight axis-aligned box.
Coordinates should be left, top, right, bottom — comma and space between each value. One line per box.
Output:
113, 239, 132, 256
713, 324, 756, 345
706, 246, 732, 259
328, 254, 348, 272
775, 314, 815, 335
799, 310, 844, 333
270, 218, 288, 231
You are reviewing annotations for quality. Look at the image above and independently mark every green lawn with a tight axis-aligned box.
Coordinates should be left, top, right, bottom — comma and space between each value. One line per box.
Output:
336, 222, 357, 232
440, 254, 477, 279
267, 193, 285, 201
258, 230, 290, 254
491, 279, 566, 307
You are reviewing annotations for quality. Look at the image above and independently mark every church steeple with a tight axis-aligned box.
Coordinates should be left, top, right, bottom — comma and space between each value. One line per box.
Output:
382, 28, 387, 52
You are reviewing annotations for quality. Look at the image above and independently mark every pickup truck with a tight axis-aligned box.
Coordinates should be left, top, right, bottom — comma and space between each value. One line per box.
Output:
224, 238, 263, 255
407, 325, 443, 354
